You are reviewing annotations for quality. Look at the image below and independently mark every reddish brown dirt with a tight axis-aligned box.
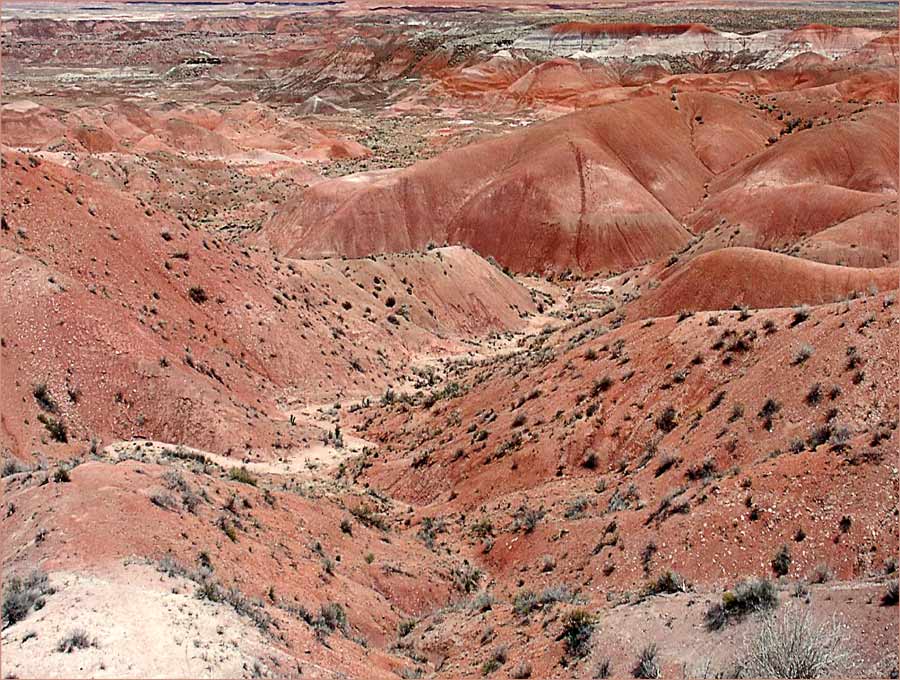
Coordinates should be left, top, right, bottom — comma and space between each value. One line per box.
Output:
633, 247, 898, 317
1, 7, 898, 679
1, 150, 534, 461
262, 93, 778, 273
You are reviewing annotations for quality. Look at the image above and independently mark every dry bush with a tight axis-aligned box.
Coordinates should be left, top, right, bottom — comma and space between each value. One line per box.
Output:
734, 606, 857, 678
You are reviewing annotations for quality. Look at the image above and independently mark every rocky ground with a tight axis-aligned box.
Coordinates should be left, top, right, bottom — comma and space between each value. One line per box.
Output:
1, 1, 898, 678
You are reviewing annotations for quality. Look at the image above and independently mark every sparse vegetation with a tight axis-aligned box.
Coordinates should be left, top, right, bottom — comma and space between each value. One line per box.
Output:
510, 660, 532, 678
32, 383, 58, 413
733, 606, 858, 678
188, 285, 208, 303
37, 413, 68, 442
228, 466, 257, 486
451, 561, 483, 593
481, 645, 507, 675
559, 608, 595, 661
512, 505, 545, 533
772, 545, 792, 576
56, 629, 94, 653
3, 570, 54, 628
655, 406, 678, 433
792, 344, 814, 365
633, 644, 661, 678
643, 570, 689, 596
1, 458, 30, 477
706, 578, 778, 630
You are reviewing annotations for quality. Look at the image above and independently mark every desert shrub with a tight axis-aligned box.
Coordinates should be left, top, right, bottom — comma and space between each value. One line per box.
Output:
560, 609, 595, 661
481, 645, 508, 675
655, 407, 678, 433
792, 344, 814, 365
340, 518, 352, 535
32, 383, 58, 412
470, 517, 493, 539
829, 426, 851, 452
513, 585, 579, 617
416, 516, 447, 549
607, 484, 639, 513
654, 454, 680, 477
643, 570, 689, 596
150, 491, 177, 510
217, 515, 238, 542
188, 285, 208, 304
510, 660, 532, 678
685, 458, 716, 482
56, 629, 94, 653
565, 497, 590, 520
512, 505, 545, 533
398, 618, 416, 638
228, 466, 257, 486
470, 590, 494, 613
758, 398, 781, 420
2, 570, 53, 628
513, 590, 538, 617
451, 561, 482, 593
809, 563, 832, 584
805, 383, 823, 406
594, 657, 612, 678
805, 424, 832, 451
350, 503, 389, 531
37, 413, 67, 442
772, 545, 792, 576
52, 466, 70, 483
733, 606, 857, 678
882, 581, 899, 606
633, 644, 661, 678
315, 602, 348, 636
707, 391, 726, 412
1, 458, 30, 477
706, 578, 778, 630
791, 305, 811, 327
593, 376, 613, 394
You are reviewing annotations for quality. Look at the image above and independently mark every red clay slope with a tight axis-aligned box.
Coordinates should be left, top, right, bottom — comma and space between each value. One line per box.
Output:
0, 150, 533, 461
355, 293, 898, 594
262, 93, 778, 274
686, 105, 898, 264
634, 247, 898, 318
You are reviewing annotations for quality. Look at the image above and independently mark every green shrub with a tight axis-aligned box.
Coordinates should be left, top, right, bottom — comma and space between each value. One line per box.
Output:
228, 467, 257, 486
706, 578, 778, 630
560, 609, 595, 661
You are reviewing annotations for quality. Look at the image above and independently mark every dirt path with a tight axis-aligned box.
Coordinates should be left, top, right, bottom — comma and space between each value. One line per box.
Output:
0, 563, 281, 679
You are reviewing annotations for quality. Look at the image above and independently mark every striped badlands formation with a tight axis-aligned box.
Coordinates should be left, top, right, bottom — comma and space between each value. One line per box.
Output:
1, 4, 898, 679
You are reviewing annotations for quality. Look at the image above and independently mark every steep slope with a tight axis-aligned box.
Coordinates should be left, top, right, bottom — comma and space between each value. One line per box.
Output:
686, 105, 898, 261
262, 93, 781, 274
353, 292, 898, 595
0, 150, 534, 462
634, 248, 898, 318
